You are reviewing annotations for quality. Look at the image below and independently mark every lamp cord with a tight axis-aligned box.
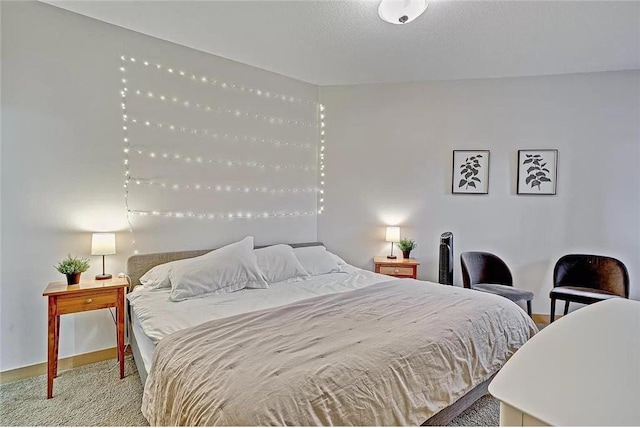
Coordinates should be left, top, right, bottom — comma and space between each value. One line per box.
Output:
108, 307, 117, 325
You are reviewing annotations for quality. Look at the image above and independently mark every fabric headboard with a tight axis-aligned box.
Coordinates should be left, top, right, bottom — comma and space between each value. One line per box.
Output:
126, 242, 324, 289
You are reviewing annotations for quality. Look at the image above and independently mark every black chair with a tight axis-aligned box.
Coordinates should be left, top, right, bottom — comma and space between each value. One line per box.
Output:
461, 252, 534, 316
550, 254, 629, 322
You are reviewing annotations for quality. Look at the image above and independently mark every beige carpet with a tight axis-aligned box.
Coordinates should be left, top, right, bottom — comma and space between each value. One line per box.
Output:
0, 358, 148, 426
0, 358, 498, 426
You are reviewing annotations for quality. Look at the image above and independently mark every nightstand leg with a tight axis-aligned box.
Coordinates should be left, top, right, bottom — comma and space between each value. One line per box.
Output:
117, 288, 125, 379
47, 297, 57, 399
53, 315, 60, 377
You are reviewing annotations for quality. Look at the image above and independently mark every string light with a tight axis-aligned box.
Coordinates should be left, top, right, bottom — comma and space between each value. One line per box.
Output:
129, 146, 317, 172
129, 209, 318, 220
119, 55, 138, 254
128, 116, 314, 150
130, 178, 317, 194
119, 53, 320, 229
318, 104, 326, 214
132, 88, 316, 128
122, 55, 317, 106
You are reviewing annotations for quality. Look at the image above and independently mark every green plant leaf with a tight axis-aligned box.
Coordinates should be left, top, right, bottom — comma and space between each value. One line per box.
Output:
471, 177, 481, 182
468, 181, 476, 188
523, 159, 533, 164
531, 179, 541, 188
543, 168, 549, 173
458, 179, 467, 188
397, 238, 417, 251
55, 254, 90, 274
465, 172, 472, 179
539, 177, 551, 182
536, 171, 546, 177
477, 154, 483, 158
534, 154, 542, 157
527, 166, 538, 174
525, 175, 536, 185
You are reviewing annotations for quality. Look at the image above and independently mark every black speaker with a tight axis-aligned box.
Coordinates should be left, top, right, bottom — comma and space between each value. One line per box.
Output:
438, 232, 453, 285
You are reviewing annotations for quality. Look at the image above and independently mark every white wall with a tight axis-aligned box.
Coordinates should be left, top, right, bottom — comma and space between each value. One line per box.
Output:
0, 2, 318, 371
318, 71, 640, 314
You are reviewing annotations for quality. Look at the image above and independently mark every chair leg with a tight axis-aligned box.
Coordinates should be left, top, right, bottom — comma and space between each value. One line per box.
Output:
526, 300, 532, 317
550, 298, 556, 323
563, 301, 570, 316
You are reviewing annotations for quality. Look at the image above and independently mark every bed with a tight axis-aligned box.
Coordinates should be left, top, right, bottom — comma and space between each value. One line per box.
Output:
126, 242, 537, 426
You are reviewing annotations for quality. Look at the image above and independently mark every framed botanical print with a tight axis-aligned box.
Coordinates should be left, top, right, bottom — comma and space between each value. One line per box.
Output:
452, 150, 490, 194
517, 149, 558, 195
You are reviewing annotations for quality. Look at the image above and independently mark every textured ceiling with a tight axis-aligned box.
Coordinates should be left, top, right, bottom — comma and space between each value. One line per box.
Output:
44, 0, 640, 86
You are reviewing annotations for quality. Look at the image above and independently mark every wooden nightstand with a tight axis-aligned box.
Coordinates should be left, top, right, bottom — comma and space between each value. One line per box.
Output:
374, 256, 420, 279
42, 277, 128, 399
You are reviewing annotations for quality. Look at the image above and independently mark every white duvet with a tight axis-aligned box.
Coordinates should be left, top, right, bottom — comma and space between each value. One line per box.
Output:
127, 265, 390, 344
141, 277, 537, 425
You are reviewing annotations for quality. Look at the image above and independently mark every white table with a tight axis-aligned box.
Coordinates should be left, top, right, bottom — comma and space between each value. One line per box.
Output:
489, 298, 640, 426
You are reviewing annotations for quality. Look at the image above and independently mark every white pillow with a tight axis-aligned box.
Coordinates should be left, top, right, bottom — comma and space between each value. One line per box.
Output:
139, 259, 186, 289
254, 245, 309, 283
169, 237, 268, 302
293, 246, 342, 276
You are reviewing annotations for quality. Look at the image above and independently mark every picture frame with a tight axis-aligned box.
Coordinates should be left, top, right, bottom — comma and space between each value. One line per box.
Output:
517, 149, 558, 195
452, 150, 490, 194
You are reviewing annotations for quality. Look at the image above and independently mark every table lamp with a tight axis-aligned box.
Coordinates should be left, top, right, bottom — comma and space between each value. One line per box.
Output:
91, 233, 116, 280
385, 226, 400, 259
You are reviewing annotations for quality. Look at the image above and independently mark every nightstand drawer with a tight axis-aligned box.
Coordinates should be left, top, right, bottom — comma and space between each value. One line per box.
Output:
57, 290, 117, 315
379, 266, 414, 276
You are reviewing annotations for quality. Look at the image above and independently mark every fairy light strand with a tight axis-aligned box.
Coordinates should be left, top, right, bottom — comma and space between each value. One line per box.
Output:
128, 116, 313, 150
129, 209, 318, 220
128, 146, 317, 171
119, 58, 139, 254
318, 104, 326, 214
131, 88, 316, 128
130, 178, 317, 194
122, 55, 317, 106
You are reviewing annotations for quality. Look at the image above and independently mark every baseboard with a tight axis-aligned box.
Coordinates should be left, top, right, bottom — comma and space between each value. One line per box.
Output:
532, 313, 562, 325
0, 347, 116, 384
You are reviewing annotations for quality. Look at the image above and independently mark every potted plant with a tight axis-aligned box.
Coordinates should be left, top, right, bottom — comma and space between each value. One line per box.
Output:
55, 254, 90, 285
397, 238, 417, 259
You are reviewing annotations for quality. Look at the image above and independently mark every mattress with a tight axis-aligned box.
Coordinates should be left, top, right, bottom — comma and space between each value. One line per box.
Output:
127, 265, 390, 345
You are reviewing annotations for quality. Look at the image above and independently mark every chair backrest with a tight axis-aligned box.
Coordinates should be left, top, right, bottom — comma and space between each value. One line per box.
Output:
460, 251, 513, 288
553, 254, 629, 298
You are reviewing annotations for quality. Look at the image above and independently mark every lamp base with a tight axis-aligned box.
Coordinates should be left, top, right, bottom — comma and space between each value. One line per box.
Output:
95, 273, 112, 280
387, 255, 397, 259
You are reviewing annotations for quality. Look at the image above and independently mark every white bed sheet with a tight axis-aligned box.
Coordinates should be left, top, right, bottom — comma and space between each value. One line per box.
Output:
127, 265, 391, 345
131, 309, 155, 374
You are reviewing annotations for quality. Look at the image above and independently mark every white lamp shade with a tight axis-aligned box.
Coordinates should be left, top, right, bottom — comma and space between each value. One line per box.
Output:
385, 226, 401, 243
91, 233, 116, 255
378, 0, 428, 25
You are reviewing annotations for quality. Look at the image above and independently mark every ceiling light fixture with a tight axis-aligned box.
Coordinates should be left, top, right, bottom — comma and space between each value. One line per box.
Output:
378, 0, 428, 25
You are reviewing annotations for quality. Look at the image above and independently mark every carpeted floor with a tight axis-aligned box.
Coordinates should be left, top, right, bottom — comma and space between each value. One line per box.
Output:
0, 358, 148, 426
0, 358, 498, 426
